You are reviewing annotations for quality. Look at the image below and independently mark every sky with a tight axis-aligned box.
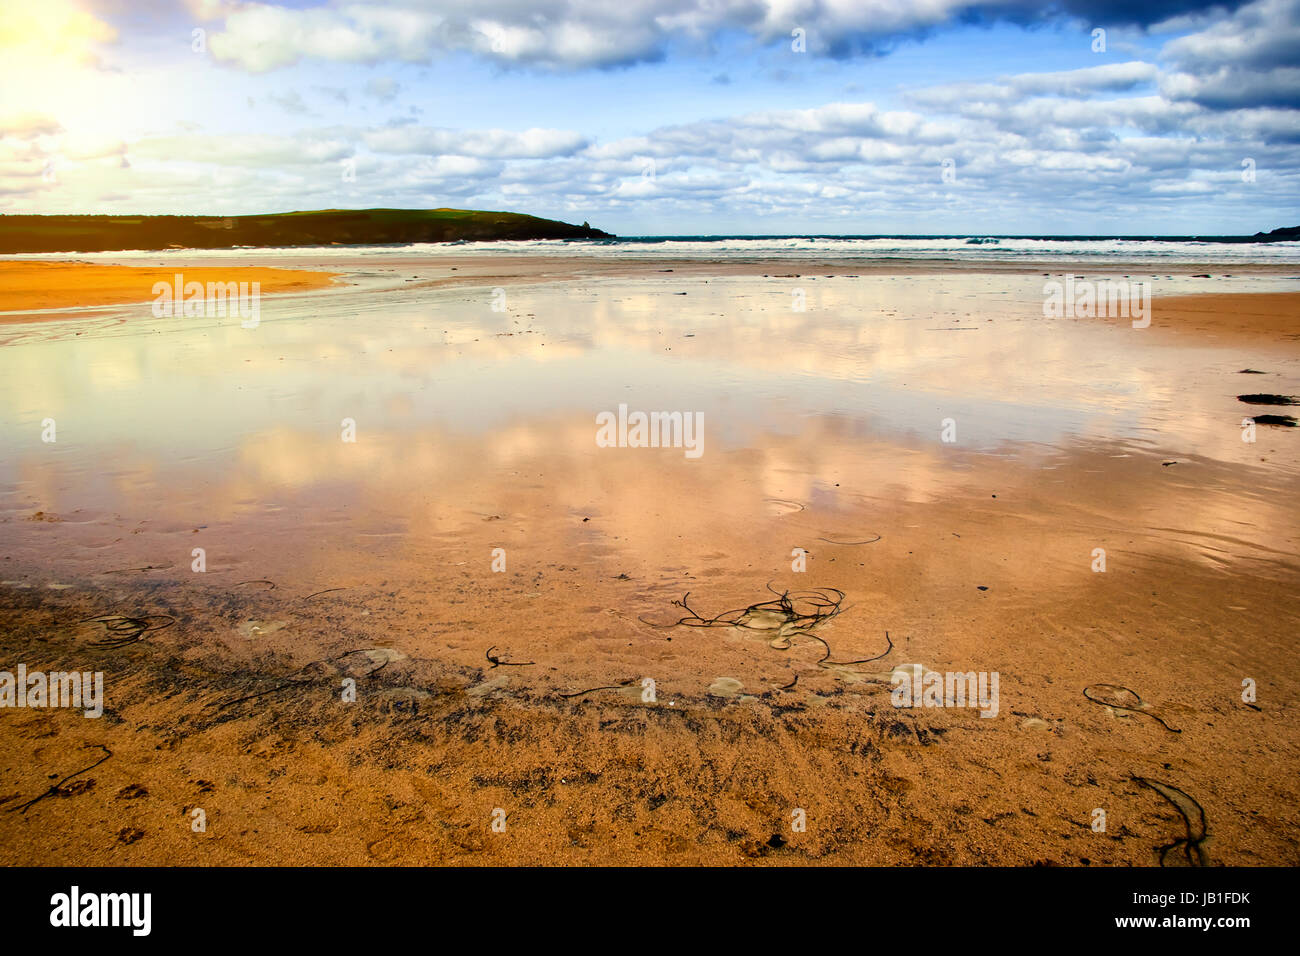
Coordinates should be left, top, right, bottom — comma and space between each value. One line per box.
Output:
0, 0, 1297, 235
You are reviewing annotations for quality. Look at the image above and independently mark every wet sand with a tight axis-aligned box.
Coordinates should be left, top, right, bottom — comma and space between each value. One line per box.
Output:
0, 261, 339, 317
0, 257, 1297, 865
1134, 292, 1300, 345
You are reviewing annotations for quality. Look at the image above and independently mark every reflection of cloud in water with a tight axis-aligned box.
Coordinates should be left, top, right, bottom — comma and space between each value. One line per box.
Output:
2, 271, 1297, 559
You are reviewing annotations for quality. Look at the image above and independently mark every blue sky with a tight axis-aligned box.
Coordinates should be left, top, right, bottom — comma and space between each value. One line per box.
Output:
1, 0, 1297, 235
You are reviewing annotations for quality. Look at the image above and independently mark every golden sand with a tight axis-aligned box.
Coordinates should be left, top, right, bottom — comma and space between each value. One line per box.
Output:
1142, 292, 1300, 344
0, 261, 338, 316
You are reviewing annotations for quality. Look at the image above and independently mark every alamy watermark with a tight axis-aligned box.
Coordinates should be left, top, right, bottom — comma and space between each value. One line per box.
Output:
50, 886, 150, 936
0, 665, 103, 717
595, 403, 704, 459
1043, 276, 1151, 328
152, 273, 261, 328
891, 665, 999, 718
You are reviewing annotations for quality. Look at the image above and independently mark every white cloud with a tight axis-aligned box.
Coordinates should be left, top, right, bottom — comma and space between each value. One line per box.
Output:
0, 113, 64, 139
364, 126, 590, 158
1160, 0, 1300, 108
364, 76, 399, 101
910, 62, 1161, 107
132, 133, 354, 166
193, 0, 1048, 72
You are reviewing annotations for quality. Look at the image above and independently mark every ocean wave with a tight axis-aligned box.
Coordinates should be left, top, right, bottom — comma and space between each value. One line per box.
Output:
6, 235, 1299, 265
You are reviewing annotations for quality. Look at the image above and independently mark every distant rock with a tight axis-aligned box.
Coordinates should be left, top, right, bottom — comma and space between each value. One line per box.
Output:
1250, 225, 1300, 242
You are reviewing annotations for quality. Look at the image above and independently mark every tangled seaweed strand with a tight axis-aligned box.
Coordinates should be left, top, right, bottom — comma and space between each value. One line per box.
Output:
1135, 776, 1209, 866
80, 614, 175, 649
216, 648, 391, 710
1084, 683, 1181, 733
486, 645, 534, 668
10, 744, 112, 815
813, 629, 893, 666
102, 563, 172, 575
641, 583, 845, 633
558, 677, 639, 699
641, 584, 891, 668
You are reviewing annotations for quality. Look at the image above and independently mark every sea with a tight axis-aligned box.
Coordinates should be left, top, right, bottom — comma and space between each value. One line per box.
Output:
6, 235, 1300, 265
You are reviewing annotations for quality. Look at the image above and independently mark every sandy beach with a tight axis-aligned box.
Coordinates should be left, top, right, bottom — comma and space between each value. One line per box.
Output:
0, 255, 1297, 865
0, 262, 339, 318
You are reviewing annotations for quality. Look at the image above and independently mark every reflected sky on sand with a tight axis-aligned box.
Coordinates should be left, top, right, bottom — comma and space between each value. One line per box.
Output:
2, 268, 1298, 586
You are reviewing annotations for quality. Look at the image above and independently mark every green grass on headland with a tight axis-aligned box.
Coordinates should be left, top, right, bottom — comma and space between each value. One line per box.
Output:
0, 208, 615, 254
